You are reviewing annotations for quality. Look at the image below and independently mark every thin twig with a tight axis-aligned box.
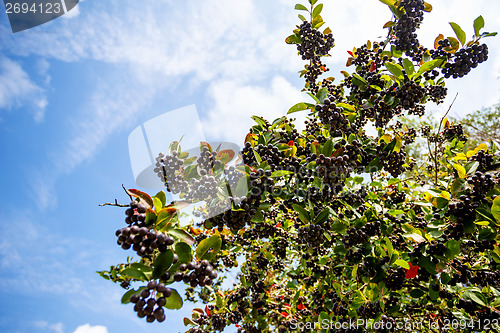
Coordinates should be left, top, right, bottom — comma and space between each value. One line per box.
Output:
122, 184, 133, 201
433, 93, 458, 185
99, 199, 129, 207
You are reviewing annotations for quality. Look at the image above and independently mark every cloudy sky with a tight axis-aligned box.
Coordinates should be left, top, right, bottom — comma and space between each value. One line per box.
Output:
0, 1, 499, 332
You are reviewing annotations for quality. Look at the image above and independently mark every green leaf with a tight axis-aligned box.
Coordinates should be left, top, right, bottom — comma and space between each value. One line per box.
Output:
337, 103, 356, 112
491, 196, 500, 224
385, 62, 404, 81
312, 3, 323, 19
293, 204, 310, 223
251, 116, 267, 128
481, 32, 498, 38
288, 102, 315, 114
298, 14, 307, 21
270, 170, 295, 178
317, 87, 328, 103
402, 59, 415, 77
121, 287, 146, 304
153, 249, 174, 279
352, 73, 368, 86
410, 289, 425, 298
285, 34, 302, 44
418, 256, 437, 275
394, 259, 410, 270
445, 239, 460, 259
153, 197, 163, 213
169, 229, 195, 246
474, 16, 485, 37
307, 92, 320, 103
155, 191, 167, 208
315, 208, 330, 224
451, 178, 467, 196
183, 317, 197, 326
196, 235, 222, 261
464, 289, 488, 307
465, 161, 480, 175
253, 149, 262, 164
164, 288, 183, 310
323, 139, 334, 157
121, 268, 147, 281
449, 22, 466, 46
415, 59, 444, 78
295, 4, 308, 11
234, 174, 249, 198
378, 0, 395, 5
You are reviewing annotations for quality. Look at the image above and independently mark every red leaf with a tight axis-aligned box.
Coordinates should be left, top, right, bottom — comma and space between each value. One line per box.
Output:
369, 62, 376, 72
277, 223, 282, 228
284, 303, 291, 309
297, 304, 306, 310
281, 312, 289, 318
347, 51, 353, 56
288, 140, 295, 147
126, 189, 154, 208
405, 262, 419, 279
235, 324, 240, 328
205, 305, 211, 317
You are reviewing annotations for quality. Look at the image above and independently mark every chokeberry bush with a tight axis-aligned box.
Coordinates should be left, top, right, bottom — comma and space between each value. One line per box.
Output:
98, 0, 500, 332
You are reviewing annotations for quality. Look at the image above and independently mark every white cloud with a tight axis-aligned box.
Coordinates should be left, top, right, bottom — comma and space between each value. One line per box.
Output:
0, 56, 47, 122
73, 324, 107, 333
203, 76, 305, 144
34, 321, 64, 333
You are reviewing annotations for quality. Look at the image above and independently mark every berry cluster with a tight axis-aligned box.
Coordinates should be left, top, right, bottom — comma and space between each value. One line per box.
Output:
343, 222, 380, 248
315, 99, 349, 136
296, 21, 334, 60
125, 200, 147, 225
357, 301, 381, 318
427, 84, 448, 104
130, 282, 172, 323
441, 44, 489, 79
471, 150, 493, 172
154, 151, 189, 194
173, 260, 218, 288
377, 141, 408, 177
468, 171, 494, 197
394, 80, 425, 113
116, 225, 175, 256
297, 224, 325, 247
385, 266, 407, 290
394, 0, 425, 57
442, 123, 467, 142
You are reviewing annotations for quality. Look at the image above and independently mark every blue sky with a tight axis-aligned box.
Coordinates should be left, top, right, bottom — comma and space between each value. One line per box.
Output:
0, 1, 499, 333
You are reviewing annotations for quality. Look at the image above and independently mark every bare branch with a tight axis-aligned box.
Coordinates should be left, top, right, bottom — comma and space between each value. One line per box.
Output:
99, 199, 129, 207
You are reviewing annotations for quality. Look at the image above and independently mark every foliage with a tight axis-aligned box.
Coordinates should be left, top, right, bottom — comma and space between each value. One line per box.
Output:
453, 102, 500, 149
98, 0, 500, 332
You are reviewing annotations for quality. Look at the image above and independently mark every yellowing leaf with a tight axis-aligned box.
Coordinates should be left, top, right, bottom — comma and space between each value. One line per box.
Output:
394, 135, 403, 153
453, 164, 466, 178
475, 143, 488, 153
440, 191, 451, 200
467, 150, 476, 158
454, 153, 467, 161
423, 192, 433, 201
379, 134, 392, 144
442, 118, 450, 128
